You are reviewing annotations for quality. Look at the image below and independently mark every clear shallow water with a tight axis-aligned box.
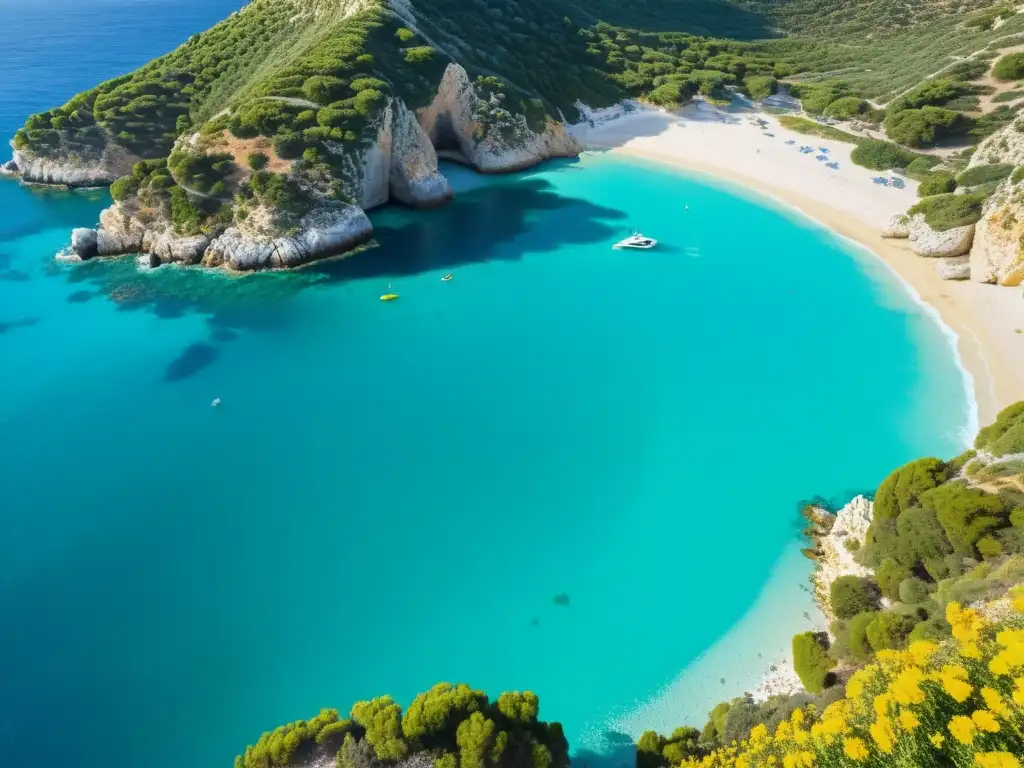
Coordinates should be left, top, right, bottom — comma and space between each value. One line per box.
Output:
0, 4, 970, 768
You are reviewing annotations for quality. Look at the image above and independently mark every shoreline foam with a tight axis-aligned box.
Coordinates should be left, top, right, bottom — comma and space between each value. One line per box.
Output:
582, 102, 1024, 426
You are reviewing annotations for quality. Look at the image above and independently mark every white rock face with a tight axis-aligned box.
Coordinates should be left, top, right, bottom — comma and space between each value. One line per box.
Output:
360, 104, 393, 210
811, 496, 874, 623
969, 181, 1024, 286
881, 213, 912, 238
11, 144, 138, 187
70, 227, 98, 258
968, 120, 1024, 168
935, 256, 971, 280
390, 99, 451, 207
419, 64, 581, 173
908, 214, 975, 258
202, 205, 372, 270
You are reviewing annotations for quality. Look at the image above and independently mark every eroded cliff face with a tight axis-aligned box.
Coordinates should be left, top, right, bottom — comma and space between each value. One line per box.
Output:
356, 99, 453, 209
10, 144, 138, 187
70, 201, 372, 271
419, 64, 581, 173
810, 496, 874, 624
969, 180, 1024, 287
54, 62, 579, 271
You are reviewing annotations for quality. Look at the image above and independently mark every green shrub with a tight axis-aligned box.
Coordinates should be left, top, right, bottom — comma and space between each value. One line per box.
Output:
792, 632, 835, 694
977, 535, 1004, 559
273, 132, 304, 159
395, 27, 416, 43
907, 193, 987, 231
404, 46, 435, 64
648, 83, 684, 107
884, 106, 965, 148
303, 76, 348, 105
849, 139, 920, 171
248, 152, 269, 171
975, 401, 1024, 456
921, 483, 1008, 556
351, 697, 408, 761
906, 156, 939, 178
895, 505, 953, 580
844, 612, 878, 662
1011, 507, 1024, 527
636, 731, 666, 768
823, 96, 868, 119
898, 577, 931, 604
888, 79, 963, 114
993, 53, 1024, 81
830, 575, 881, 620
994, 90, 1024, 104
876, 558, 912, 601
865, 611, 915, 652
956, 163, 1015, 188
110, 176, 135, 201
744, 75, 776, 101
917, 172, 956, 197
873, 458, 948, 521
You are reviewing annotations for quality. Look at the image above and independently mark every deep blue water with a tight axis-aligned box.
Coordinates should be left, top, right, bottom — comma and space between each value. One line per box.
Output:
0, 4, 970, 768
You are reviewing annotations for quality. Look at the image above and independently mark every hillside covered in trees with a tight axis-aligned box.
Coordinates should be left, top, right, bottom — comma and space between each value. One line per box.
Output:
12, 0, 1023, 269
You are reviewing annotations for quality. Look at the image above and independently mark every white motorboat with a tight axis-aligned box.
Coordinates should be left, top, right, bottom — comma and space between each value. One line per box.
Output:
613, 232, 658, 249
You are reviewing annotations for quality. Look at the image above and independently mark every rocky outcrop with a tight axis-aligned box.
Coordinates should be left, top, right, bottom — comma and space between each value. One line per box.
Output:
969, 181, 1024, 286
810, 496, 873, 623
881, 213, 912, 238
73, 202, 372, 271
907, 214, 975, 258
935, 256, 971, 280
10, 144, 138, 187
419, 64, 581, 173
968, 119, 1024, 168
357, 99, 453, 209
390, 99, 451, 207
202, 205, 372, 270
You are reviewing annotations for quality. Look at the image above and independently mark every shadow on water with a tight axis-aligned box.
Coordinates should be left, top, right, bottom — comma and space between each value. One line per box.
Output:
164, 342, 219, 382
572, 731, 636, 768
0, 316, 39, 335
55, 172, 627, 342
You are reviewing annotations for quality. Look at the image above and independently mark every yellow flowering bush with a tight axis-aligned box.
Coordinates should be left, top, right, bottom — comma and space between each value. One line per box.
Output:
680, 602, 1024, 768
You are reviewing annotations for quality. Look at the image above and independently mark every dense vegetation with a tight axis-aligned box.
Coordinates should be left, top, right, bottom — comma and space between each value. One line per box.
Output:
636, 401, 1024, 768
235, 684, 568, 768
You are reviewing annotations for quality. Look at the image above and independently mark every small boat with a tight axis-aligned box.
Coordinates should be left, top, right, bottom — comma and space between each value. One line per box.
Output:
380, 283, 398, 301
441, 273, 453, 282
211, 397, 221, 408
613, 231, 658, 250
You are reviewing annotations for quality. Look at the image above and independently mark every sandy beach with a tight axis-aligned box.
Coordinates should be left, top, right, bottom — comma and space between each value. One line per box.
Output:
577, 101, 1024, 426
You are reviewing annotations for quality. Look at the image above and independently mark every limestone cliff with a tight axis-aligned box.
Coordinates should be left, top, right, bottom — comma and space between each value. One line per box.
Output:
70, 201, 372, 271
419, 64, 581, 173
9, 144, 138, 187
969, 180, 1024, 287
809, 496, 874, 624
884, 213, 975, 258
968, 119, 1024, 168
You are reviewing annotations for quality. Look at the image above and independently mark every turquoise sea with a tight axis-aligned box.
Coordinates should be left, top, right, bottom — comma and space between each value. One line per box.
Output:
0, 3, 972, 768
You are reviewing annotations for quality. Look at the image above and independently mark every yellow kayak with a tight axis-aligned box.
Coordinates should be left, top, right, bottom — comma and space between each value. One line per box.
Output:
380, 293, 399, 301
441, 273, 453, 282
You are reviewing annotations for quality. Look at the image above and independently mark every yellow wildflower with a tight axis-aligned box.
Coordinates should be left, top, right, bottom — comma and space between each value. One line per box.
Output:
929, 732, 945, 748
792, 728, 809, 746
869, 717, 895, 754
898, 709, 920, 731
1013, 593, 1024, 614
782, 753, 808, 768
941, 664, 969, 679
843, 738, 869, 762
876, 649, 904, 666
996, 628, 1024, 648
949, 715, 977, 745
960, 642, 983, 660
972, 709, 1000, 733
890, 667, 925, 705
976, 753, 1021, 768
940, 672, 974, 702
947, 602, 985, 644
735, 756, 749, 768
846, 667, 874, 702
1013, 677, 1024, 706
989, 644, 1024, 676
791, 708, 804, 727
873, 692, 892, 717
908, 641, 938, 666
749, 724, 767, 742
775, 721, 791, 741
981, 687, 1010, 719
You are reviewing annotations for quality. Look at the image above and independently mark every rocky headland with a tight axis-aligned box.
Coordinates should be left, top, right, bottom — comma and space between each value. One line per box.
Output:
9, 59, 580, 272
